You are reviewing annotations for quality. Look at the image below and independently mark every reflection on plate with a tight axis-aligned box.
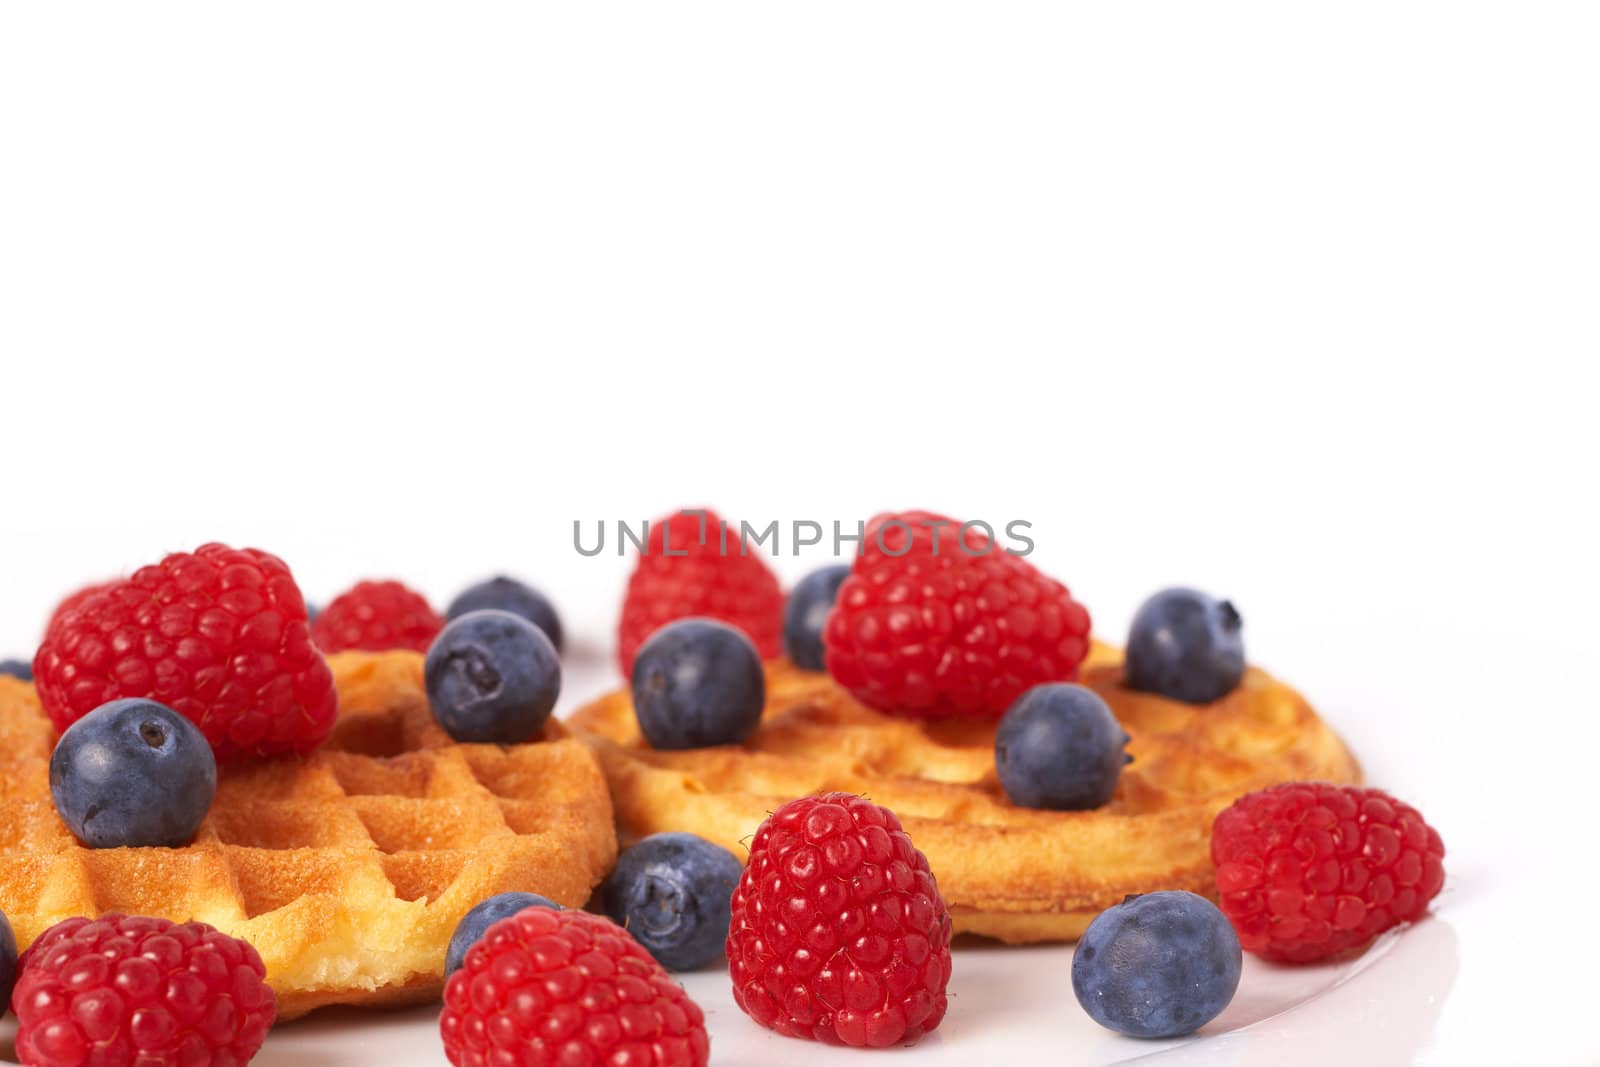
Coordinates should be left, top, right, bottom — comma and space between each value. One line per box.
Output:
140, 914, 1455, 1067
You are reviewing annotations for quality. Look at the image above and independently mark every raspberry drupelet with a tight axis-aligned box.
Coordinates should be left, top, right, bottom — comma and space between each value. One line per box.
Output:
43, 579, 118, 636
1212, 782, 1446, 963
440, 906, 710, 1067
33, 543, 337, 762
727, 792, 954, 1048
310, 579, 443, 654
823, 511, 1091, 718
13, 914, 276, 1067
616, 508, 784, 676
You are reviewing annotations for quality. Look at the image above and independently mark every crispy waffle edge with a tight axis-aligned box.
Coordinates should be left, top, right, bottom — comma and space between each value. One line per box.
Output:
0, 651, 618, 1021
569, 641, 1359, 943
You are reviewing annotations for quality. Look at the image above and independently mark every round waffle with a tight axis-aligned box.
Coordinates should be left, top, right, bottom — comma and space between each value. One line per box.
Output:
0, 650, 617, 1020
570, 642, 1359, 943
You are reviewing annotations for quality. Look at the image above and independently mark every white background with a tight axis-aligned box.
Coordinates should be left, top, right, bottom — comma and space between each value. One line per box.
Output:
1, 3, 1595, 1064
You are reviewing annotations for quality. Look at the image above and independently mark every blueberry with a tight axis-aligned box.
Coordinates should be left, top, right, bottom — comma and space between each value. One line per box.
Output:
1125, 588, 1246, 704
0, 658, 32, 681
1072, 891, 1242, 1038
995, 684, 1129, 810
447, 576, 564, 653
630, 619, 764, 750
305, 602, 320, 623
0, 909, 16, 1010
782, 564, 850, 671
425, 610, 561, 744
445, 892, 559, 977
601, 832, 742, 971
49, 698, 216, 848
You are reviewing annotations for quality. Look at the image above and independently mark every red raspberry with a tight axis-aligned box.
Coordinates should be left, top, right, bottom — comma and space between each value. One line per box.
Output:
1212, 782, 1447, 963
310, 579, 443, 653
727, 792, 953, 1048
616, 508, 784, 676
33, 543, 337, 762
44, 579, 118, 635
440, 906, 709, 1067
13, 914, 276, 1066
823, 511, 1091, 718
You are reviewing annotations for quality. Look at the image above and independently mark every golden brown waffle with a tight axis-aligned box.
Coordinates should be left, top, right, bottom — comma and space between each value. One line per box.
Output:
0, 651, 616, 1020
571, 642, 1359, 943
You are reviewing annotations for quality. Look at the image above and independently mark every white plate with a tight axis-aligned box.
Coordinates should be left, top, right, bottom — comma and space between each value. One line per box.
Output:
234, 919, 1458, 1067
0, 870, 1554, 1066
2, 635, 1588, 1064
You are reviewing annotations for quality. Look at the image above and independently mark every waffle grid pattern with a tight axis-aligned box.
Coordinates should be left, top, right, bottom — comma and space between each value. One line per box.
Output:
572, 642, 1360, 943
0, 651, 617, 1019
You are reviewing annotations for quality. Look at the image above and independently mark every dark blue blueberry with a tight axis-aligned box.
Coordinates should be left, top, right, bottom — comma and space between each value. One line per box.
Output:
425, 610, 561, 744
782, 564, 850, 671
1072, 891, 1242, 1038
630, 619, 764, 750
1125, 588, 1246, 704
995, 684, 1129, 810
0, 909, 16, 1011
445, 892, 560, 977
49, 698, 216, 848
0, 658, 32, 681
305, 602, 320, 623
447, 576, 564, 653
601, 832, 742, 971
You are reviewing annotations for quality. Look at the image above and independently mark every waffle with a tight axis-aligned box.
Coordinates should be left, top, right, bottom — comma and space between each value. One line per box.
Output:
570, 641, 1359, 943
0, 650, 617, 1020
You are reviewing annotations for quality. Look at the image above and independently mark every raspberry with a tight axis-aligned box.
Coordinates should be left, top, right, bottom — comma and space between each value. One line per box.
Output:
13, 914, 275, 1066
726, 792, 953, 1048
33, 544, 338, 763
1211, 782, 1446, 963
616, 509, 783, 676
440, 906, 709, 1067
45, 579, 118, 635
310, 579, 443, 654
823, 511, 1092, 718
